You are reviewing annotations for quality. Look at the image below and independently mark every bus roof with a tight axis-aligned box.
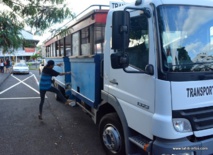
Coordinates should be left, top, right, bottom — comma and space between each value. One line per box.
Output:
44, 5, 109, 46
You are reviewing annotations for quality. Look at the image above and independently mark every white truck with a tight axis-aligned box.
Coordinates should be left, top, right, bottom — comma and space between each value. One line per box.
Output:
103, 0, 213, 154
44, 0, 213, 154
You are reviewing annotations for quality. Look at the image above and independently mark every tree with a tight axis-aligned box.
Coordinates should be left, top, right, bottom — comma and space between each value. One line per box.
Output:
0, 12, 24, 53
31, 53, 42, 60
30, 53, 42, 68
0, 0, 74, 54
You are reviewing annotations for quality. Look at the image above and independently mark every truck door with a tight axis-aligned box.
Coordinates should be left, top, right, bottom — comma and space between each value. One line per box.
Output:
108, 10, 155, 138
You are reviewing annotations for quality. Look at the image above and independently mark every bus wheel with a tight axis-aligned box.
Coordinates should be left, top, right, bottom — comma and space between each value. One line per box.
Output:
99, 113, 125, 155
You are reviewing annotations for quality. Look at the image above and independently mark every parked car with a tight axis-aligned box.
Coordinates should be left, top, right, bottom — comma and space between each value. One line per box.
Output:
38, 59, 46, 75
38, 63, 45, 75
12, 63, 30, 74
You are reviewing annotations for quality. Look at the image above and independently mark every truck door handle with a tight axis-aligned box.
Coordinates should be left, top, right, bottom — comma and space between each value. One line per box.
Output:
109, 79, 118, 85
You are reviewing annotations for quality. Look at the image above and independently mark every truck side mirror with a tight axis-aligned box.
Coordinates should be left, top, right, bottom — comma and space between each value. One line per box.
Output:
112, 11, 130, 50
145, 64, 154, 75
111, 52, 129, 69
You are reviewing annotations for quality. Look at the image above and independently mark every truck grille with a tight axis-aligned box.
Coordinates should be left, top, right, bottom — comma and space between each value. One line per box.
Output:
173, 106, 213, 131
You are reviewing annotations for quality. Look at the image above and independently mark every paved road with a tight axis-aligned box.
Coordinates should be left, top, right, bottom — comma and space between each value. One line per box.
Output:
0, 70, 106, 155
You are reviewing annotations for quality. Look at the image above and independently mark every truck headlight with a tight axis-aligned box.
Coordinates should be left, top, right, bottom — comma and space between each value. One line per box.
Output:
172, 118, 192, 132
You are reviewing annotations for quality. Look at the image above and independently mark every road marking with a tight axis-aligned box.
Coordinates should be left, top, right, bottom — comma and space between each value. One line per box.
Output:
0, 97, 46, 100
0, 74, 33, 95
11, 74, 40, 94
0, 73, 48, 99
33, 73, 39, 85
0, 74, 40, 95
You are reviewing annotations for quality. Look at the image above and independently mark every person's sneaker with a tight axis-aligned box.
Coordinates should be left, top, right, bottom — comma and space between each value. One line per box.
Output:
38, 114, 43, 120
69, 101, 76, 107
65, 99, 72, 105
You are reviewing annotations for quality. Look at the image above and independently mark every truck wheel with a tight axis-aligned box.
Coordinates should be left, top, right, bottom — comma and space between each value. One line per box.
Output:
99, 113, 125, 155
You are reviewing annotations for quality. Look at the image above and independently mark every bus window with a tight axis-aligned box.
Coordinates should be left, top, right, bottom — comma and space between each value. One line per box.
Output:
65, 35, 72, 57
50, 43, 54, 57
94, 26, 105, 53
60, 39, 64, 56
52, 42, 56, 57
81, 27, 90, 55
72, 32, 80, 56
56, 41, 60, 56
46, 46, 50, 57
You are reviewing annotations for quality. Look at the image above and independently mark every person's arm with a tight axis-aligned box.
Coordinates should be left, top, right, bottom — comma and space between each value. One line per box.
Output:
59, 71, 72, 76
56, 63, 63, 67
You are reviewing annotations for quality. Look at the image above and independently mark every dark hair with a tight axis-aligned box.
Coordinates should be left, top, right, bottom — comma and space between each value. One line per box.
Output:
46, 60, 54, 66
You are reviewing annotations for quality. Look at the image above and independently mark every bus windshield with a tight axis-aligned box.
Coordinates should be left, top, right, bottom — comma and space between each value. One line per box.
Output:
158, 5, 213, 72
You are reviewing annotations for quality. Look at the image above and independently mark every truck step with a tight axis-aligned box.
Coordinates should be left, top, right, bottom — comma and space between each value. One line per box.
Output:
129, 136, 151, 151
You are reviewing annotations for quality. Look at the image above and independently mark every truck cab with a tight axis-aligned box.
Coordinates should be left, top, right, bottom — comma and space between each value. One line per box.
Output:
102, 0, 213, 154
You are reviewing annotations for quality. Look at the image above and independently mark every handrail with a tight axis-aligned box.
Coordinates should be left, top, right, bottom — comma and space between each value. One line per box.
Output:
75, 4, 109, 19
61, 4, 109, 30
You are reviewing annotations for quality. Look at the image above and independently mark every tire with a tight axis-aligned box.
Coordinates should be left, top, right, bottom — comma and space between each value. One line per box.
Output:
99, 113, 125, 155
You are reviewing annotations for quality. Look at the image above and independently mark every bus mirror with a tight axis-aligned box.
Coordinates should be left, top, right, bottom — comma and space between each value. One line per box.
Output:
111, 52, 129, 69
112, 11, 130, 50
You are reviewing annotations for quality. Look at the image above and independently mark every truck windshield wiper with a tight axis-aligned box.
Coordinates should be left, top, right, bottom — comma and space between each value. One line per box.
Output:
191, 62, 213, 71
166, 62, 213, 72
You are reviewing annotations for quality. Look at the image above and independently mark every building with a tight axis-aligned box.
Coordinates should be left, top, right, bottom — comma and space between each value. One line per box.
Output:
0, 30, 40, 63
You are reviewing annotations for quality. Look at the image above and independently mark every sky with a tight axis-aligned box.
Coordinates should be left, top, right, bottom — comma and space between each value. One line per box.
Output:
36, 0, 135, 44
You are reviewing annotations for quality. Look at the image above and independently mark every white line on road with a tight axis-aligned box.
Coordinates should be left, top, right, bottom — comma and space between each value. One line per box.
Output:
33, 73, 39, 85
0, 97, 44, 100
0, 73, 48, 100
11, 74, 40, 94
0, 74, 33, 95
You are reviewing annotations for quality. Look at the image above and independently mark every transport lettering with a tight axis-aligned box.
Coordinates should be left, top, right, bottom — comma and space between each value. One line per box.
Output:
110, 2, 125, 9
186, 86, 213, 97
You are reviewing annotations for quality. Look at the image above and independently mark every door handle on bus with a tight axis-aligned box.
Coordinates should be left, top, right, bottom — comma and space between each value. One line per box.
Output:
109, 79, 118, 85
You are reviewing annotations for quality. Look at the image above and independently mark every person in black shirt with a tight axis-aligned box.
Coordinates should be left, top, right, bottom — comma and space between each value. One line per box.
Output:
38, 60, 73, 120
5, 58, 10, 73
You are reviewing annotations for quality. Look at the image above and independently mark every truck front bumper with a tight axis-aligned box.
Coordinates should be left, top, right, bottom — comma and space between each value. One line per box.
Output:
152, 136, 213, 155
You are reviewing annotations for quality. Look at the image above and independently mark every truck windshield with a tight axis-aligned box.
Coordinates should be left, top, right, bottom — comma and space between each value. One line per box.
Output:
158, 5, 213, 72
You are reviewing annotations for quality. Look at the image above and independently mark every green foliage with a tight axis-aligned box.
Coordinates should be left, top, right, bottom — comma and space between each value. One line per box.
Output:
31, 53, 42, 59
23, 40, 37, 48
0, 0, 74, 54
0, 12, 24, 53
2, 0, 73, 32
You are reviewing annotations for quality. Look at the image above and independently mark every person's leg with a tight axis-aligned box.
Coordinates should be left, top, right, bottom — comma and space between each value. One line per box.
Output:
7, 66, 10, 73
48, 86, 67, 103
6, 66, 9, 73
39, 90, 46, 120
